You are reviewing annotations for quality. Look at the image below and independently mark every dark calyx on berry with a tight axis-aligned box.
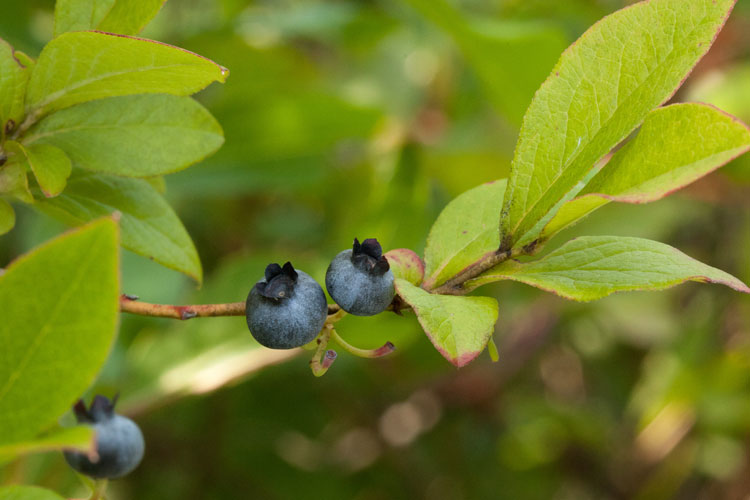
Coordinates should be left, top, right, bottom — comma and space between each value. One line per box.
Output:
351, 238, 390, 276
255, 261, 298, 300
72, 394, 118, 423
64, 394, 145, 480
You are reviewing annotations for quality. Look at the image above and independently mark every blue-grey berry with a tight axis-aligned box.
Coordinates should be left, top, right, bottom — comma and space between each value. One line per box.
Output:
326, 238, 395, 316
64, 395, 145, 479
246, 262, 328, 349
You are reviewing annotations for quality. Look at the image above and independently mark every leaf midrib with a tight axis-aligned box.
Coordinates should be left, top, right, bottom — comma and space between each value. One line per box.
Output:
0, 230, 106, 409
30, 62, 205, 113
508, 9, 711, 245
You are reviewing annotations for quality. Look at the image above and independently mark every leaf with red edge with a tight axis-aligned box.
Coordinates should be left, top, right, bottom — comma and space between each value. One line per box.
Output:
465, 236, 750, 301
395, 279, 498, 367
385, 248, 424, 286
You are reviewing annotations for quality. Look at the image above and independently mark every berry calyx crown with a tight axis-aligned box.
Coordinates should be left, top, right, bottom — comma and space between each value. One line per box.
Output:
256, 261, 298, 300
351, 238, 390, 276
73, 394, 118, 423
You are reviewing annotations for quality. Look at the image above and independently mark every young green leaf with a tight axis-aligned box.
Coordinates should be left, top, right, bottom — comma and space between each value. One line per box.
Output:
36, 171, 202, 283
53, 0, 115, 36
24, 94, 224, 177
423, 179, 506, 289
0, 39, 31, 135
465, 236, 750, 301
501, 0, 737, 250
0, 426, 95, 463
542, 103, 750, 240
0, 218, 120, 444
0, 162, 33, 203
26, 31, 228, 116
98, 0, 166, 35
395, 279, 498, 367
0, 199, 14, 235
0, 485, 65, 500
385, 248, 424, 286
5, 141, 72, 198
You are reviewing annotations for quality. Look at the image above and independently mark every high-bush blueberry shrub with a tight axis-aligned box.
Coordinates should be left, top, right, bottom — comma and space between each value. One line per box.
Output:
326, 238, 395, 316
246, 262, 328, 349
63, 395, 145, 479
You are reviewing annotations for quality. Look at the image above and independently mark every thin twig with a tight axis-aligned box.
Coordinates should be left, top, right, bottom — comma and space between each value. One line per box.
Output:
119, 294, 245, 320
427, 248, 515, 295
120, 294, 343, 320
119, 244, 519, 321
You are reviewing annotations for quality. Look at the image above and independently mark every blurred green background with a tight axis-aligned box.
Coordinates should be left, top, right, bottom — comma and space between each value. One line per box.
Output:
3, 0, 750, 498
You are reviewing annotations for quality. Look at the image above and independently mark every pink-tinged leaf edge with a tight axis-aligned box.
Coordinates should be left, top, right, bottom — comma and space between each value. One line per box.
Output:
504, 0, 738, 245
385, 248, 425, 286
464, 239, 750, 300
90, 31, 229, 79
581, 103, 750, 204
394, 280, 494, 368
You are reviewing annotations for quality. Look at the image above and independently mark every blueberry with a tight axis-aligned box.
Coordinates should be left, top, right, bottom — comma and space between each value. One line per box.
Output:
246, 261, 328, 349
63, 395, 144, 479
326, 238, 395, 316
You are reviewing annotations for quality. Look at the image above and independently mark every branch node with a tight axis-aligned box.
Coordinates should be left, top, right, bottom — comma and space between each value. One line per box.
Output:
179, 308, 198, 320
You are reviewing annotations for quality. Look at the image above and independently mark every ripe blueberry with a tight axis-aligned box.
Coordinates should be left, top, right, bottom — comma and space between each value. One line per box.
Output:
63, 395, 145, 479
246, 261, 328, 349
325, 238, 395, 316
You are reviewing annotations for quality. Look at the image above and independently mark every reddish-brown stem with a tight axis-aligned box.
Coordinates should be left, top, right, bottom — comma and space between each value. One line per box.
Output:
119, 294, 342, 320
119, 294, 246, 320
120, 244, 518, 321
427, 248, 515, 295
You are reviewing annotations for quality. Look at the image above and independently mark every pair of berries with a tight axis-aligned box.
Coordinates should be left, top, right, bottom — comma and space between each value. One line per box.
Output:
64, 395, 145, 479
246, 238, 395, 349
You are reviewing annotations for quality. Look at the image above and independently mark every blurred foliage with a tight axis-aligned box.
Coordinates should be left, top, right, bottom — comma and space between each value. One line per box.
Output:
2, 0, 750, 498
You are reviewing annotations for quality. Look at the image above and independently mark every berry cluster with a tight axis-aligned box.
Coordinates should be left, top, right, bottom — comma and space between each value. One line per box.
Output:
62, 239, 394, 483
246, 238, 395, 349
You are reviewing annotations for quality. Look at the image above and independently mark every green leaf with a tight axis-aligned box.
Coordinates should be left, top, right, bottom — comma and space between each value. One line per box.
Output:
465, 236, 750, 301
385, 248, 424, 286
394, 279, 498, 367
54, 0, 167, 36
0, 39, 31, 134
145, 175, 166, 194
542, 103, 750, 239
0, 486, 65, 500
26, 31, 228, 116
0, 162, 33, 203
5, 141, 72, 198
0, 426, 95, 462
423, 179, 506, 289
53, 0, 115, 36
0, 198, 14, 235
36, 171, 202, 283
98, 0, 166, 35
501, 0, 737, 250
24, 94, 224, 177
0, 218, 120, 444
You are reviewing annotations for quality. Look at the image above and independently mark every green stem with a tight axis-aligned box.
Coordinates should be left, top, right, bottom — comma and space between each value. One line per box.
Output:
309, 326, 337, 377
330, 329, 395, 359
89, 479, 108, 500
